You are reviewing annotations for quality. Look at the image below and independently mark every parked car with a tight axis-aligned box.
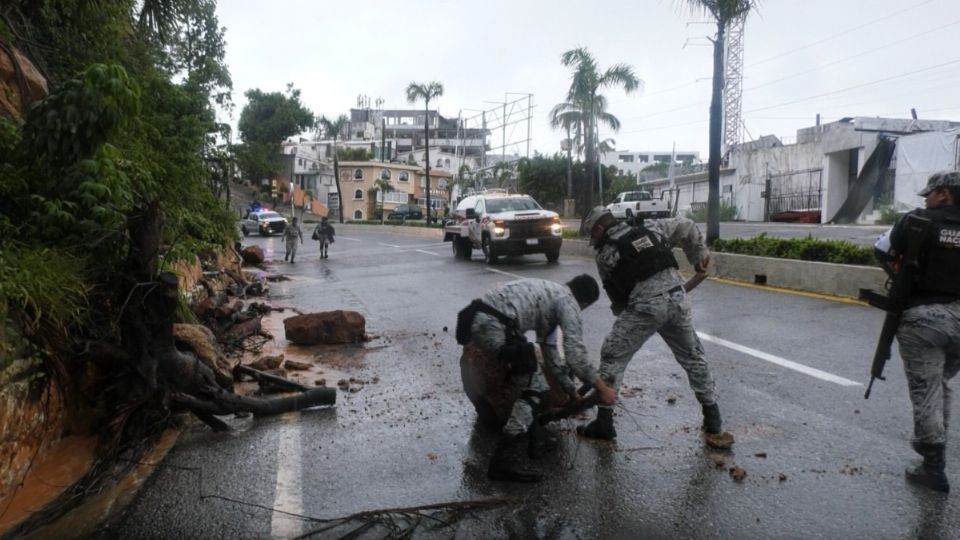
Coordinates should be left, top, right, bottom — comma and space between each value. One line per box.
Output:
606, 190, 671, 220
443, 192, 562, 264
239, 210, 288, 236
387, 204, 424, 220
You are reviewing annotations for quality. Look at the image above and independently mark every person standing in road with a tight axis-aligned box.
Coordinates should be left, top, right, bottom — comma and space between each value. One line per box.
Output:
456, 275, 617, 483
877, 171, 960, 493
313, 216, 336, 259
578, 206, 731, 447
283, 217, 303, 263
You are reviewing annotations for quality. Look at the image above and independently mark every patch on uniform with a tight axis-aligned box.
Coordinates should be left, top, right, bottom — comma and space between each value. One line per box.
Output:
939, 227, 960, 247
630, 236, 655, 251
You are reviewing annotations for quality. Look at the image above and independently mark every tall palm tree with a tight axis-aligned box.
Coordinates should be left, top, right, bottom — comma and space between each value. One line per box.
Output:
317, 114, 349, 223
557, 48, 641, 218
405, 81, 444, 224
374, 176, 393, 224
680, 0, 758, 244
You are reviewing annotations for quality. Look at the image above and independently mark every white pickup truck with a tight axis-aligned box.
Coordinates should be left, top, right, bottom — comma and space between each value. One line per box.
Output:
606, 190, 671, 220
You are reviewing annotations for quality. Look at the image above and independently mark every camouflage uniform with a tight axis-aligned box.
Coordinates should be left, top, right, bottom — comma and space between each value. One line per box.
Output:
283, 220, 302, 262
888, 205, 960, 447
594, 218, 716, 411
470, 278, 600, 436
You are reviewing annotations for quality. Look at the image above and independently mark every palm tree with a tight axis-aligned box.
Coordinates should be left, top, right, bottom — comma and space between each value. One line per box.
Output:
680, 0, 758, 244
556, 48, 641, 218
405, 81, 444, 224
317, 114, 349, 223
374, 175, 393, 224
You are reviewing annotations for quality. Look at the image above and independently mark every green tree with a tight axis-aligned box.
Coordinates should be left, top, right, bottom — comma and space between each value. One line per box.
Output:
338, 147, 372, 161
317, 114, 349, 223
517, 153, 586, 210
236, 84, 314, 184
405, 80, 444, 224
374, 176, 393, 224
679, 0, 758, 244
556, 47, 641, 218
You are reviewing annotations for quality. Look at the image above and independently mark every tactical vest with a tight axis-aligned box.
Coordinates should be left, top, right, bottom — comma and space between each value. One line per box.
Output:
915, 211, 960, 298
602, 226, 678, 304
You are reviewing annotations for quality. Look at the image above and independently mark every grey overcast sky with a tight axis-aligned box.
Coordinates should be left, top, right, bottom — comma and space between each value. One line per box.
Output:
216, 0, 959, 157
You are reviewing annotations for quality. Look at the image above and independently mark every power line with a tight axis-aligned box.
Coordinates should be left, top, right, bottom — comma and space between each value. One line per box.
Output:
744, 17, 960, 94
745, 57, 960, 114
748, 0, 936, 67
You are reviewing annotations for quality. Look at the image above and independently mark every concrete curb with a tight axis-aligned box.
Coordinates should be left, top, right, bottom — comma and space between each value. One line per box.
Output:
336, 224, 885, 300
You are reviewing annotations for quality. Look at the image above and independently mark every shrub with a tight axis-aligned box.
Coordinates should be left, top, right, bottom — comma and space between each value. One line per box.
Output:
877, 205, 901, 225
712, 233, 877, 266
685, 199, 739, 222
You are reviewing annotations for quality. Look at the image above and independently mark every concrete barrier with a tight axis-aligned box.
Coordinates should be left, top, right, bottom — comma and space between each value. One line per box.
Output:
335, 224, 885, 300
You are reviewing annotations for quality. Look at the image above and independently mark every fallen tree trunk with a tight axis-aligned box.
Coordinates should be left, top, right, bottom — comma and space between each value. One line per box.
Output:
233, 364, 310, 392
171, 386, 336, 418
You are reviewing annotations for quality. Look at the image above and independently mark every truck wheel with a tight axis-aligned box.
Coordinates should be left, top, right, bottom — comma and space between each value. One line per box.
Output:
546, 249, 560, 263
482, 236, 498, 265
625, 208, 634, 221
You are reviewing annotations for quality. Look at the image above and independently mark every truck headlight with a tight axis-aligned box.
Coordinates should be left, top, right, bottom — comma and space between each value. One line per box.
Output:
550, 218, 562, 236
493, 220, 506, 237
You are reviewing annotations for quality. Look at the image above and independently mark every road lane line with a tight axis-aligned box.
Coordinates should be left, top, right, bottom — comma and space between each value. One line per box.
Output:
696, 332, 862, 387
378, 242, 402, 248
485, 267, 524, 279
336, 236, 361, 242
270, 413, 304, 538
415, 249, 439, 256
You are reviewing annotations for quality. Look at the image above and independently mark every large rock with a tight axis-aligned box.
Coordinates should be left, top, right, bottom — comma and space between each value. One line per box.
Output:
284, 311, 366, 345
0, 43, 48, 123
240, 245, 264, 265
459, 343, 572, 430
172, 324, 234, 389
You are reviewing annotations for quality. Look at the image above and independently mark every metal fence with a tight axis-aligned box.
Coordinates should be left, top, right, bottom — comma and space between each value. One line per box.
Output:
765, 168, 822, 218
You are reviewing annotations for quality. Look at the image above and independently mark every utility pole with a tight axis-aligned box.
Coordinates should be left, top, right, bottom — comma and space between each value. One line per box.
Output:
501, 97, 507, 167
381, 117, 386, 162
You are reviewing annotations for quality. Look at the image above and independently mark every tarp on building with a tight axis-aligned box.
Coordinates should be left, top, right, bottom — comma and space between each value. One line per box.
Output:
830, 138, 895, 223
893, 130, 960, 211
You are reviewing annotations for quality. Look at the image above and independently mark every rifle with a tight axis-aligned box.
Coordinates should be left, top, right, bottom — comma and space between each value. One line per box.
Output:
862, 214, 930, 399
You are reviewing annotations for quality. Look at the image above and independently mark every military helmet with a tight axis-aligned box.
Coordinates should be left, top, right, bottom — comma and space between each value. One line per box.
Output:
918, 171, 960, 196
584, 206, 612, 231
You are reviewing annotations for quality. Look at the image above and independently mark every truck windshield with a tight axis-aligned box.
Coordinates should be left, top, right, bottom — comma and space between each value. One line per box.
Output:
486, 198, 540, 213
258, 212, 281, 219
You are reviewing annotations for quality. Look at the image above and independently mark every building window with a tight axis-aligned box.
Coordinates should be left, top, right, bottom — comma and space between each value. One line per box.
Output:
354, 209, 363, 220
436, 159, 443, 168
618, 155, 634, 163
353, 168, 364, 180
399, 171, 409, 182
380, 169, 391, 180
354, 189, 363, 200
444, 158, 450, 168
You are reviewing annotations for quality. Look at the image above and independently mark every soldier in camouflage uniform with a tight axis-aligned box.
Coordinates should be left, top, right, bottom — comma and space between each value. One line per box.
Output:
578, 206, 728, 444
283, 217, 303, 263
463, 275, 617, 482
878, 171, 960, 493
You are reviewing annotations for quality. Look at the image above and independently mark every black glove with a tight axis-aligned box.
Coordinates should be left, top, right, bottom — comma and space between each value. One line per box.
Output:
499, 337, 537, 376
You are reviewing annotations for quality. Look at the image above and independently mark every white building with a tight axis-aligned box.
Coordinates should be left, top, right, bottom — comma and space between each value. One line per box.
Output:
638, 117, 960, 224
600, 149, 701, 178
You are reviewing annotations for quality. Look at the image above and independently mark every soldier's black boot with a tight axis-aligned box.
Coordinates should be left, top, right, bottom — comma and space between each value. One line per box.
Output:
577, 407, 616, 440
702, 403, 723, 434
906, 442, 950, 493
488, 434, 542, 483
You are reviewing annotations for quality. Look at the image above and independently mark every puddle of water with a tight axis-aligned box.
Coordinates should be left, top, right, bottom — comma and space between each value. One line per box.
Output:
0, 435, 99, 535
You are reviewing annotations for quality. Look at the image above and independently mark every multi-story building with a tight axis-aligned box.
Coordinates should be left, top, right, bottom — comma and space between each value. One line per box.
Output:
600, 149, 701, 178
347, 107, 488, 160
336, 161, 451, 221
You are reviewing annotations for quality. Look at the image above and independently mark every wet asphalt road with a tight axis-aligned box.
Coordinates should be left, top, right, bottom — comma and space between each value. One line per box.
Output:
99, 226, 960, 539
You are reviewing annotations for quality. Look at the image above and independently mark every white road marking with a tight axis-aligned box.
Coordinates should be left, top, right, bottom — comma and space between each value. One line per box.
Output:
415, 249, 439, 256
270, 413, 304, 538
336, 236, 361, 242
485, 267, 524, 279
378, 242, 402, 248
696, 332, 862, 387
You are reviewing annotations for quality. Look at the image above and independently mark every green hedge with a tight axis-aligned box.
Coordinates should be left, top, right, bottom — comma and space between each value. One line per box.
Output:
711, 233, 878, 266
